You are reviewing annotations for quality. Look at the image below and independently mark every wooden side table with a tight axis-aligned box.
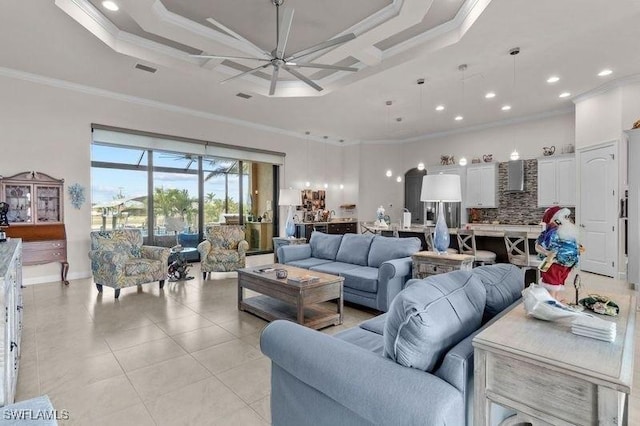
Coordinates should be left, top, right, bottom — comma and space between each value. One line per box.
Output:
473, 295, 635, 426
411, 251, 474, 279
272, 237, 307, 262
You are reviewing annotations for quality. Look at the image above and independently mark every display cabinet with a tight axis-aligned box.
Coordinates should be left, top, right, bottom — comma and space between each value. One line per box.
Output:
1, 172, 68, 283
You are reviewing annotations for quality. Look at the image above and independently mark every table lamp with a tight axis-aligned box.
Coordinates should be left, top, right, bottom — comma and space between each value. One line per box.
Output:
279, 189, 301, 238
420, 174, 461, 254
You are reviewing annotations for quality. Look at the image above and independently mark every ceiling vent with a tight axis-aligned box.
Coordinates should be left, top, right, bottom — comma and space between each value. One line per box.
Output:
236, 92, 252, 99
134, 63, 157, 73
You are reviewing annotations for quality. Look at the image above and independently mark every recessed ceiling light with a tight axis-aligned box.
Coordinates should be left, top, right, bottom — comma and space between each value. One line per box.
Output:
598, 69, 613, 77
501, 105, 511, 111
485, 92, 496, 99
559, 92, 571, 98
435, 105, 445, 111
454, 115, 463, 121
547, 76, 560, 84
102, 1, 119, 11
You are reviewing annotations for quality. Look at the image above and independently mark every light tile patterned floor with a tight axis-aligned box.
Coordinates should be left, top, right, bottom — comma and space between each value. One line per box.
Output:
15, 263, 640, 425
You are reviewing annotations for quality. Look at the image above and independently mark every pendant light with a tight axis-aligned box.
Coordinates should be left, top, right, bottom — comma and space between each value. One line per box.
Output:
456, 64, 467, 122
508, 47, 520, 159
384, 100, 393, 178
323, 136, 329, 189
416, 78, 425, 170
304, 131, 311, 187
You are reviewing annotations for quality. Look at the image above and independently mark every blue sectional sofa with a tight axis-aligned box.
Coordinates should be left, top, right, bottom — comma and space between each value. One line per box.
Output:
277, 231, 421, 312
261, 264, 524, 426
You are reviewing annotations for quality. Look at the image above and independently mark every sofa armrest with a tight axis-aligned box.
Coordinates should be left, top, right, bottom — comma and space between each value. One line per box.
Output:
278, 244, 312, 264
88, 250, 128, 283
238, 240, 249, 255
378, 257, 412, 281
141, 245, 170, 263
197, 240, 211, 257
261, 320, 464, 426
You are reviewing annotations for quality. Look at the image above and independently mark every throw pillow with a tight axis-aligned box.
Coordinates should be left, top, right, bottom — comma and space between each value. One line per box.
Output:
471, 264, 523, 323
384, 270, 486, 372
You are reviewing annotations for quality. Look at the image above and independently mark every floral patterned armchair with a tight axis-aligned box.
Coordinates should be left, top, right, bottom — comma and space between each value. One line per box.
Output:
197, 225, 249, 279
89, 229, 170, 298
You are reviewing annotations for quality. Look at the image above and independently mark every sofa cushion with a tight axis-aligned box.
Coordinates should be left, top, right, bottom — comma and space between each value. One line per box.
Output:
359, 313, 387, 335
471, 264, 524, 323
335, 233, 375, 266
384, 270, 486, 372
309, 232, 343, 261
310, 262, 359, 276
334, 326, 385, 355
367, 236, 421, 268
287, 258, 333, 270
339, 266, 379, 293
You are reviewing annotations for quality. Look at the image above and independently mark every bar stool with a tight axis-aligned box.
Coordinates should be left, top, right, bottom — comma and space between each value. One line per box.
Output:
456, 228, 496, 266
425, 227, 458, 254
504, 231, 541, 282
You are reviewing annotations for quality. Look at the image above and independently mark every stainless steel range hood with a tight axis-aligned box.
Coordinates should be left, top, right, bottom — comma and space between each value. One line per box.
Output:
506, 160, 525, 192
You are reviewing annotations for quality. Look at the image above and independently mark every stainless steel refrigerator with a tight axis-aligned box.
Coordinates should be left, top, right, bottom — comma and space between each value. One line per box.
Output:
424, 201, 461, 229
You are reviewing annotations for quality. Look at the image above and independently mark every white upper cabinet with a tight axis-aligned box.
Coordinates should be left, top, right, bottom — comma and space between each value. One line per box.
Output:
537, 155, 576, 207
465, 163, 497, 208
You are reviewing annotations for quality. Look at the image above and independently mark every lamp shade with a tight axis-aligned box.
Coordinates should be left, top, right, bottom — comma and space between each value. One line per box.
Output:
278, 189, 301, 206
420, 174, 462, 202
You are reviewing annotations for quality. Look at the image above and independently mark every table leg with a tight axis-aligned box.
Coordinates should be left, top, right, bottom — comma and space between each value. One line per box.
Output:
474, 348, 491, 426
338, 287, 343, 325
598, 386, 624, 425
61, 261, 69, 285
297, 294, 305, 325
237, 280, 243, 311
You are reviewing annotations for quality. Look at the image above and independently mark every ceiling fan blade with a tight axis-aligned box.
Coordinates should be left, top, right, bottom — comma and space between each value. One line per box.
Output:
191, 54, 270, 62
283, 66, 323, 92
288, 62, 358, 72
269, 67, 280, 96
286, 33, 356, 61
276, 7, 294, 59
205, 17, 271, 59
220, 63, 271, 84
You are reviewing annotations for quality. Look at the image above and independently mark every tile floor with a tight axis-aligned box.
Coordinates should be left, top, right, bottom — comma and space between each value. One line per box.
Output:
14, 264, 640, 425
16, 260, 376, 425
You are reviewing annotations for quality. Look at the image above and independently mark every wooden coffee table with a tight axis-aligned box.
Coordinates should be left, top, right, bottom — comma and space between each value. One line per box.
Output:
237, 264, 344, 330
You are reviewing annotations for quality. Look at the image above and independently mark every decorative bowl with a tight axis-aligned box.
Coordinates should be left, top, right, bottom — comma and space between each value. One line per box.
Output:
275, 269, 288, 279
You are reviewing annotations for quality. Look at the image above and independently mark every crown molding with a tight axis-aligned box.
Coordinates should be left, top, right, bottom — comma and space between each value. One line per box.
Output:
361, 106, 574, 145
572, 73, 640, 104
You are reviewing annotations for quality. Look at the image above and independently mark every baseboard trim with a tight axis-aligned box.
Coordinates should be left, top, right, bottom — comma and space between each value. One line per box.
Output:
23, 271, 91, 286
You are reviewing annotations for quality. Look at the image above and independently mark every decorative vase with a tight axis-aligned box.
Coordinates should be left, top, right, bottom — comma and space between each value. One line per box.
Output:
433, 202, 450, 254
285, 205, 296, 238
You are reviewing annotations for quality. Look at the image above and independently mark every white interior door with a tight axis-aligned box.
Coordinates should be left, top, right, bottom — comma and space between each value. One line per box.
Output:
578, 143, 618, 276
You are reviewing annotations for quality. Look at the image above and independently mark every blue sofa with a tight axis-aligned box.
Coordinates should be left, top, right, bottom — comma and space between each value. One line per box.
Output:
261, 264, 523, 426
277, 231, 421, 312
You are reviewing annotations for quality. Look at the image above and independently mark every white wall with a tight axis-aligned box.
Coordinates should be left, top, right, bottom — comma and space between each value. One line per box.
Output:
355, 113, 576, 224
575, 88, 623, 149
0, 74, 343, 284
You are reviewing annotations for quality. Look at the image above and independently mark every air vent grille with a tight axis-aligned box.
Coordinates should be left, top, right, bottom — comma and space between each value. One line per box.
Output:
134, 64, 157, 73
236, 93, 252, 99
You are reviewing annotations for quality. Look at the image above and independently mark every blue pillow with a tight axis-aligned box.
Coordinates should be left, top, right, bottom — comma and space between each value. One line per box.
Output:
384, 270, 486, 372
309, 232, 343, 260
368, 236, 421, 268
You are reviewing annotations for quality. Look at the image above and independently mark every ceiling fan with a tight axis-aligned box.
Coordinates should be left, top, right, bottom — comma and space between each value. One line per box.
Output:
191, 0, 358, 95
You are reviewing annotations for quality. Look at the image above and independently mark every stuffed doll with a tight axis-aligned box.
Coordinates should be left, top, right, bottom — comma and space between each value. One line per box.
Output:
535, 206, 582, 300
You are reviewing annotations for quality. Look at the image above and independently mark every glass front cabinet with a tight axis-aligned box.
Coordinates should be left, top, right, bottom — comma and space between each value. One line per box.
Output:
1, 172, 64, 225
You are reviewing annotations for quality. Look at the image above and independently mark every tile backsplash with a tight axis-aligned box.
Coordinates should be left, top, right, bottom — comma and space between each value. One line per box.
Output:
468, 159, 549, 225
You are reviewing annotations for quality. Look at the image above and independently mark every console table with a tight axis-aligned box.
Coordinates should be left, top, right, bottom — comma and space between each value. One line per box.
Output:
473, 295, 635, 426
411, 251, 473, 279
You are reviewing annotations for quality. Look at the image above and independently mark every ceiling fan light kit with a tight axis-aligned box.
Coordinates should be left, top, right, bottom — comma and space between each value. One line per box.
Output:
192, 0, 357, 96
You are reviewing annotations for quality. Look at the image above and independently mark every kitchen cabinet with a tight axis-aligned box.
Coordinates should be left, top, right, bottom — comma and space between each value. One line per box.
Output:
295, 221, 358, 241
465, 163, 497, 208
1, 172, 69, 283
537, 155, 576, 207
0, 239, 23, 406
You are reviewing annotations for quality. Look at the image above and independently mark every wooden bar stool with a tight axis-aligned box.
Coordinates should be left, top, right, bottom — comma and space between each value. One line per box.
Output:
504, 231, 541, 283
456, 228, 496, 266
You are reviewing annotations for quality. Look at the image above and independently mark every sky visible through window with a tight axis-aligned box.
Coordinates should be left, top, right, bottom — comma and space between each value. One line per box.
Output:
91, 144, 245, 204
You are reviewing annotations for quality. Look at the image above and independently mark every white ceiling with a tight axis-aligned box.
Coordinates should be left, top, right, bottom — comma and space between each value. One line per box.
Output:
2, 0, 640, 144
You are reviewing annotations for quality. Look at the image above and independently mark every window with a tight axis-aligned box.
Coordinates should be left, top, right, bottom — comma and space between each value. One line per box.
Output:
91, 128, 281, 255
